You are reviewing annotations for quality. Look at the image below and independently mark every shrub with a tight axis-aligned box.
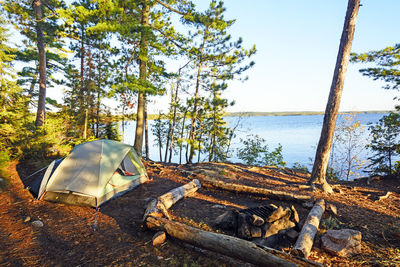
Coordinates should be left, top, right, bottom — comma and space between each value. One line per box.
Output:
237, 134, 286, 167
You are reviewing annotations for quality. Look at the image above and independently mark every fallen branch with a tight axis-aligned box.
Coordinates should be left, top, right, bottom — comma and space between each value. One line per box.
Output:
176, 167, 312, 203
146, 216, 297, 267
143, 179, 201, 225
293, 199, 325, 258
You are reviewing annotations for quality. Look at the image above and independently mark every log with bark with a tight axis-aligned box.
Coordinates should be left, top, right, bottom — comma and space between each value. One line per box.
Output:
147, 216, 297, 267
175, 167, 312, 203
143, 179, 201, 226
292, 199, 326, 258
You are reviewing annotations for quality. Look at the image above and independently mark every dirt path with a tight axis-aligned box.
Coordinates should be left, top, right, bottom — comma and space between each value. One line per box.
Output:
1, 160, 399, 266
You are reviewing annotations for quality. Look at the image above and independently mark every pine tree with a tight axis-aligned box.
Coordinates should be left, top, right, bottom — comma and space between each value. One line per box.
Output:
185, 0, 255, 163
310, 0, 360, 193
4, 0, 66, 126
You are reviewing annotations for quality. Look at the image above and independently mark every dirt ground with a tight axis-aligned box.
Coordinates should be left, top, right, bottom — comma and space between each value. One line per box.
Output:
1, 160, 399, 266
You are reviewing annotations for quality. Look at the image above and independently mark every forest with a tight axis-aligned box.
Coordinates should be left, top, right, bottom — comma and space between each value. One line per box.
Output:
1, 0, 400, 266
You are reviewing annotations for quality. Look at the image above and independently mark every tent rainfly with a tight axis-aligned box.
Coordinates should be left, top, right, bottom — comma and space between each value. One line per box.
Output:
29, 140, 148, 207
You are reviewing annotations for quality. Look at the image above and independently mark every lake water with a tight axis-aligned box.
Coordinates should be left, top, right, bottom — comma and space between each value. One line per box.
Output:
122, 113, 385, 169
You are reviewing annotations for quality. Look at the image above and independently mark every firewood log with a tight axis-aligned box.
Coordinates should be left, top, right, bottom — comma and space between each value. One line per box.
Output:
292, 199, 325, 258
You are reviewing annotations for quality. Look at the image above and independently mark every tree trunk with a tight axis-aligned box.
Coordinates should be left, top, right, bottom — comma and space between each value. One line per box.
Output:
33, 0, 46, 127
179, 111, 187, 165
95, 53, 102, 138
293, 199, 325, 259
310, 0, 360, 192
144, 99, 149, 159
177, 168, 312, 203
146, 217, 296, 267
143, 179, 201, 223
134, 1, 150, 155
168, 63, 188, 163
187, 31, 208, 163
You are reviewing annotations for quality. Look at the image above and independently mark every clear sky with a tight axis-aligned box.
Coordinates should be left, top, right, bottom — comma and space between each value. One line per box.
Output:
182, 0, 400, 113
22, 0, 400, 113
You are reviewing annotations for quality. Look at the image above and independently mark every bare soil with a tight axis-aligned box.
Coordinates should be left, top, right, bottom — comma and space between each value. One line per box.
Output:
1, 160, 399, 266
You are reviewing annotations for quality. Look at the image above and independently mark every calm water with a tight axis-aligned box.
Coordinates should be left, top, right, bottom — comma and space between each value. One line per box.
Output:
122, 113, 385, 168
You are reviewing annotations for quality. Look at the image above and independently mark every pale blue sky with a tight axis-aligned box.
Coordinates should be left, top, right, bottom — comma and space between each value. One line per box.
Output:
11, 0, 399, 113
189, 0, 400, 113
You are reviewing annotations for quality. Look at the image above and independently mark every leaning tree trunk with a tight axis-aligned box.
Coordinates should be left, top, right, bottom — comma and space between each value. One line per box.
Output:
310, 0, 360, 192
33, 0, 46, 127
134, 1, 150, 155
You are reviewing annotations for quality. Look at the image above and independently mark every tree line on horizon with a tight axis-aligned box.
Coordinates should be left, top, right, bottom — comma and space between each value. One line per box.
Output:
0, 0, 399, 191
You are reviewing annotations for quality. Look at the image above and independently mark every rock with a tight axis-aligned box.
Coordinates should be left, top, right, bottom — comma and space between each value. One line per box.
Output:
251, 214, 264, 226
214, 210, 238, 230
290, 205, 299, 224
264, 212, 295, 238
326, 204, 338, 215
250, 225, 262, 238
266, 206, 290, 223
285, 229, 299, 240
152, 231, 167, 246
32, 220, 44, 228
322, 229, 362, 257
237, 213, 251, 239
24, 216, 31, 223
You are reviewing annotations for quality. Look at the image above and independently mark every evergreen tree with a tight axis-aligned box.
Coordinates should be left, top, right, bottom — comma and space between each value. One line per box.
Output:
310, 0, 360, 193
4, 0, 66, 126
351, 44, 400, 90
185, 0, 255, 163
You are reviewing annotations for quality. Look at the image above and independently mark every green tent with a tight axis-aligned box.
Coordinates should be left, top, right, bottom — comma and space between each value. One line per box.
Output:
33, 140, 148, 207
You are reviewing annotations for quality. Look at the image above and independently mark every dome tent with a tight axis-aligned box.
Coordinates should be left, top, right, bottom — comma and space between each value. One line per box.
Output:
30, 140, 148, 207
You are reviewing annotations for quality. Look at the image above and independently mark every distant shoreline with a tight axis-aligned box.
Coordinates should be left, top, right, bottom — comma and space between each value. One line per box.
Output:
224, 110, 391, 117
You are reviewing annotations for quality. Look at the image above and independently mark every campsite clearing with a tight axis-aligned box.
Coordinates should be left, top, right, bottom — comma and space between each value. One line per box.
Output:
1, 160, 400, 266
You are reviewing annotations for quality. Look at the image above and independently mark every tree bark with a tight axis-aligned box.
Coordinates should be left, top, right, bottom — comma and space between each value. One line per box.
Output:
144, 99, 149, 159
33, 0, 46, 127
143, 179, 201, 223
310, 0, 360, 192
134, 1, 150, 155
146, 216, 297, 267
187, 30, 208, 163
293, 199, 325, 258
176, 168, 312, 203
179, 110, 187, 164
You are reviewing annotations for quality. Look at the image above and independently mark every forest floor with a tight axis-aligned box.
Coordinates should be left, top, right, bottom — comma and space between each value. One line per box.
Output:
0, 160, 400, 266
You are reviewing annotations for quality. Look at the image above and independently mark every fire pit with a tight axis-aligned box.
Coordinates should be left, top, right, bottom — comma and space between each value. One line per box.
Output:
215, 204, 300, 250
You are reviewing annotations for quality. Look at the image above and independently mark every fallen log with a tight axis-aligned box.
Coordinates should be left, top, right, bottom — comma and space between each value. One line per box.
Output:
158, 179, 201, 209
292, 199, 325, 258
143, 179, 201, 225
146, 216, 297, 267
175, 167, 312, 203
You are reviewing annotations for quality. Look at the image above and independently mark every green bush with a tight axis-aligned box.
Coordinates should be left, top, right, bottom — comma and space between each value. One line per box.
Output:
237, 134, 286, 167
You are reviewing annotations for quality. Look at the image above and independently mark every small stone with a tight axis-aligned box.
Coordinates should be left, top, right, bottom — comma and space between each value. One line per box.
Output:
327, 204, 338, 215
251, 214, 264, 226
286, 229, 299, 240
24, 216, 31, 223
322, 229, 362, 257
152, 231, 167, 246
32, 220, 44, 228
